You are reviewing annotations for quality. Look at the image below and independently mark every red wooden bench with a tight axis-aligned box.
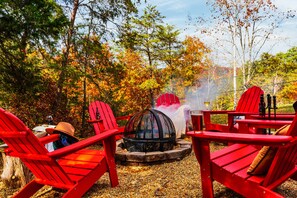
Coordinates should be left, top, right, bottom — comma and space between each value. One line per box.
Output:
0, 108, 119, 197
187, 114, 297, 197
202, 86, 264, 133
88, 101, 131, 140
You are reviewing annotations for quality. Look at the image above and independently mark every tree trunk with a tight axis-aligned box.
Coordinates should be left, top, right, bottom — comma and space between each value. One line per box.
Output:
0, 132, 47, 188
54, 0, 79, 116
1, 152, 32, 188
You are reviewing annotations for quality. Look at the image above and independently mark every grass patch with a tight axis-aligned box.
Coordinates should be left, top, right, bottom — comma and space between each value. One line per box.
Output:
277, 104, 295, 114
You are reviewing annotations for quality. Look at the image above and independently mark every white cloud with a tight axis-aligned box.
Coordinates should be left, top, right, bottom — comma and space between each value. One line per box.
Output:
274, 0, 297, 11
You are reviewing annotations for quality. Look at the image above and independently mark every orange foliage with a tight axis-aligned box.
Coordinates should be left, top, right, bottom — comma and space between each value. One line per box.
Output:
164, 36, 211, 97
115, 50, 152, 113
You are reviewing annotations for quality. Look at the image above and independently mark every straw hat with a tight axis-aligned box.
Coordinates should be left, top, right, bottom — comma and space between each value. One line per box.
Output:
46, 122, 78, 140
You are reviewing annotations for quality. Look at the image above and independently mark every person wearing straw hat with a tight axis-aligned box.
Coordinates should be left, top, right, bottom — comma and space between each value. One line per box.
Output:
46, 122, 79, 150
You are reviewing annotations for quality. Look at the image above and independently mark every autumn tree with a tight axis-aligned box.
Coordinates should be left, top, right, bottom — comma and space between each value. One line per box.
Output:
0, 0, 142, 129
75, 36, 125, 105
253, 53, 282, 94
0, 0, 68, 124
116, 50, 152, 113
50, 0, 140, 121
154, 24, 183, 97
252, 47, 297, 103
176, 36, 210, 94
167, 35, 235, 111
0, 0, 67, 97
118, 5, 180, 107
193, 0, 295, 94
277, 47, 297, 102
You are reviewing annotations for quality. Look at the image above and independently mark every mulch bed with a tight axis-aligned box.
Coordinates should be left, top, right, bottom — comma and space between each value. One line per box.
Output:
1, 141, 296, 198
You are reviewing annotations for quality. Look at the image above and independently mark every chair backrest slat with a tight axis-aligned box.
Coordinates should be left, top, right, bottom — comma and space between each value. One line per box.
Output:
156, 93, 180, 107
89, 101, 118, 133
236, 86, 264, 112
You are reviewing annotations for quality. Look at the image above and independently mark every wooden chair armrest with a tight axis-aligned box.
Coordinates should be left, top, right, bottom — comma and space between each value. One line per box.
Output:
115, 115, 132, 121
187, 131, 294, 146
202, 110, 235, 115
235, 120, 292, 132
87, 119, 102, 123
202, 110, 235, 131
48, 129, 118, 158
227, 112, 258, 116
1, 134, 60, 149
39, 134, 60, 144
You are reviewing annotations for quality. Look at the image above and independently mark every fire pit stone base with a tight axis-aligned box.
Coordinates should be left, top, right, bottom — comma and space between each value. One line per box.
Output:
115, 139, 192, 165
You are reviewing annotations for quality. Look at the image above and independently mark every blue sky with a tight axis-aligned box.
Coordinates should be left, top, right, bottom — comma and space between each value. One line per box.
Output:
140, 0, 297, 64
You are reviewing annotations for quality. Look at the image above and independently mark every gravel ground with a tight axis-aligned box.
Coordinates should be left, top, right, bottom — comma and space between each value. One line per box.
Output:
1, 142, 296, 198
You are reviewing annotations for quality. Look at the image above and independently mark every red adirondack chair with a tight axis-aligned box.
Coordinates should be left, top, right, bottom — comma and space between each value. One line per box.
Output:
0, 108, 119, 198
203, 86, 264, 133
88, 101, 131, 140
187, 115, 297, 197
156, 93, 180, 109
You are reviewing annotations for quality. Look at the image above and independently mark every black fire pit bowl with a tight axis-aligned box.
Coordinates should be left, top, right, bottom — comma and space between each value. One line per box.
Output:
123, 109, 176, 152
